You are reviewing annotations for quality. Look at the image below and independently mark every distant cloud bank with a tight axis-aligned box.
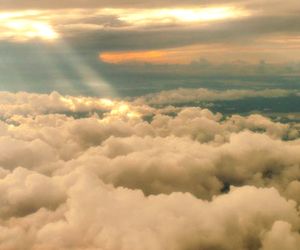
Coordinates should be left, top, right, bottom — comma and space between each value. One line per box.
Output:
135, 88, 298, 105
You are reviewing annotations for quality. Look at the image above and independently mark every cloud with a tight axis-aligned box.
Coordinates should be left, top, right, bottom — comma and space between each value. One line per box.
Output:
0, 169, 299, 250
62, 14, 300, 52
135, 88, 298, 105
0, 90, 299, 249
1, 1, 300, 247
1, 2, 300, 94
0, 0, 298, 11
0, 91, 142, 118
0, 0, 241, 9
0, 167, 65, 218
261, 221, 300, 250
1, 1, 300, 50
0, 88, 298, 118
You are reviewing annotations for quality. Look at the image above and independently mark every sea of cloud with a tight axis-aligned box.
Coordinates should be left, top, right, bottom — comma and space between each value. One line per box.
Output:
0, 89, 299, 250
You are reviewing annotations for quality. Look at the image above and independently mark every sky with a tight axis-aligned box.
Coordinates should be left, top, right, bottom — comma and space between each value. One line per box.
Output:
1, 2, 300, 250
0, 0, 300, 95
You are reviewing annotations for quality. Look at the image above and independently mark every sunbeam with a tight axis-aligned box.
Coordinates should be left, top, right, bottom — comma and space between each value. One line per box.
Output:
56, 41, 117, 97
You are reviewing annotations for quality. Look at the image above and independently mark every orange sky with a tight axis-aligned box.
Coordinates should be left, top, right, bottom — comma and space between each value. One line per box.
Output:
100, 39, 300, 65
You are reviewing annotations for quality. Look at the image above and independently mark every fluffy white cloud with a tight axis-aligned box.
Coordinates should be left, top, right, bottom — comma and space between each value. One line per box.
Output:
261, 221, 300, 250
0, 90, 299, 249
0, 168, 299, 250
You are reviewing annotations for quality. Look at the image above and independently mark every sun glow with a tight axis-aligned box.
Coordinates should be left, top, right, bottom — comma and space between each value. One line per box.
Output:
0, 7, 248, 41
110, 103, 141, 118
58, 96, 140, 118
0, 11, 58, 41
3, 20, 58, 41
100, 50, 167, 64
59, 96, 116, 111
109, 6, 248, 26
166, 8, 235, 22
100, 44, 233, 64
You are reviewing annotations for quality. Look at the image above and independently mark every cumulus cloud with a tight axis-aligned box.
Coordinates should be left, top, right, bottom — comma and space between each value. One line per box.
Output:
261, 221, 300, 250
0, 169, 299, 250
0, 90, 299, 249
0, 91, 147, 119
0, 88, 297, 118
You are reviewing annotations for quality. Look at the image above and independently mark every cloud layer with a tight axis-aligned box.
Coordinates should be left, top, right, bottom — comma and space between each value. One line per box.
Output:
135, 88, 298, 105
1, 0, 300, 95
0, 90, 299, 249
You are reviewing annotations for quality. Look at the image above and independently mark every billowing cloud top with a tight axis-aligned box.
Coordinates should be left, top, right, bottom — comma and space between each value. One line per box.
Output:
0, 89, 299, 249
